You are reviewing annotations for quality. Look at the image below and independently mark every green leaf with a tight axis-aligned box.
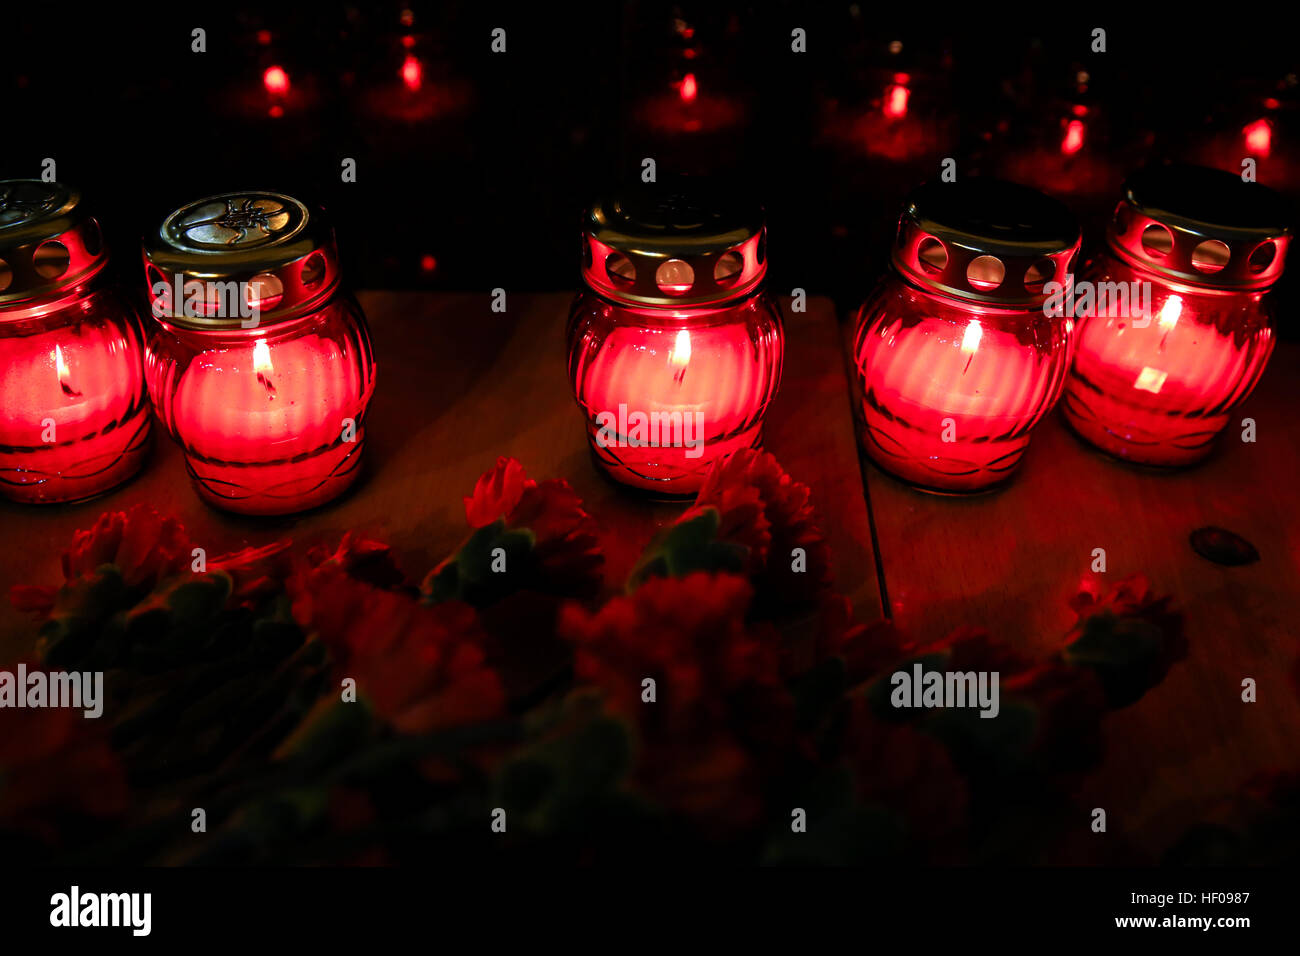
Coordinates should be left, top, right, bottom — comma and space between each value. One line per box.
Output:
36, 565, 130, 668
422, 519, 537, 606
627, 507, 748, 590
494, 691, 634, 833
1063, 612, 1166, 707
276, 696, 378, 773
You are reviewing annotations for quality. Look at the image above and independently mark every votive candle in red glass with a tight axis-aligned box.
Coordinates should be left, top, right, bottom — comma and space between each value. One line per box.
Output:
1062, 165, 1290, 466
852, 179, 1080, 493
0, 181, 151, 503
567, 181, 783, 495
143, 192, 376, 515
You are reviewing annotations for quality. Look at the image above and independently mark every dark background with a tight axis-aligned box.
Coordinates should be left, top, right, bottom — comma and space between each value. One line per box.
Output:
4, 2, 1297, 319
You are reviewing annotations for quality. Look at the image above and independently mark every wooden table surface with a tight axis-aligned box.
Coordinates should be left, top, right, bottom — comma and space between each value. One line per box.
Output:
2, 291, 1295, 860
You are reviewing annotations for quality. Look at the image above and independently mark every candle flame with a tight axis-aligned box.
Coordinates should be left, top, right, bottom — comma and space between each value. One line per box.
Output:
254, 339, 273, 373
1061, 118, 1085, 156
671, 329, 691, 384
883, 81, 909, 120
253, 339, 277, 396
263, 65, 290, 96
1243, 118, 1272, 158
1158, 295, 1182, 330
680, 73, 698, 104
401, 54, 423, 92
960, 319, 982, 374
671, 329, 691, 364
1155, 294, 1183, 353
54, 344, 83, 397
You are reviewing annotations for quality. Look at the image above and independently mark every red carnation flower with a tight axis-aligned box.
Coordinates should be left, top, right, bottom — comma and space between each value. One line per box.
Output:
464, 456, 533, 529
1063, 574, 1186, 707
62, 505, 191, 590
466, 458, 601, 565
685, 449, 832, 609
11, 507, 297, 618
11, 505, 193, 617
292, 563, 505, 735
429, 457, 604, 603
559, 572, 794, 831
305, 532, 409, 591
1068, 573, 1180, 632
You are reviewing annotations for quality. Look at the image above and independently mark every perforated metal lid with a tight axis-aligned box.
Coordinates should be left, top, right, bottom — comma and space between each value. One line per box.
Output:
142, 190, 342, 329
891, 178, 1081, 308
0, 180, 109, 308
581, 178, 767, 307
1108, 164, 1291, 290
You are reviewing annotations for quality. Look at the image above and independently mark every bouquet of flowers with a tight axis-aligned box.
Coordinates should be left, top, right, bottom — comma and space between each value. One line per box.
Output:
4, 451, 1203, 865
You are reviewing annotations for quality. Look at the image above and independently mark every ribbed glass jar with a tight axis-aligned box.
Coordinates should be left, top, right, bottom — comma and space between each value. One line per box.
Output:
852, 178, 1080, 493
142, 191, 376, 515
1062, 165, 1288, 466
853, 278, 1072, 492
146, 297, 374, 514
568, 180, 783, 495
0, 181, 150, 503
567, 292, 782, 493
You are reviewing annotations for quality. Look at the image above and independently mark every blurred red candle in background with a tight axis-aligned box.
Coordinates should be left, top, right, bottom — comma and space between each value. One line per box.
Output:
567, 181, 783, 495
263, 65, 290, 96
0, 181, 151, 503
1063, 164, 1290, 465
143, 192, 376, 515
853, 179, 1080, 493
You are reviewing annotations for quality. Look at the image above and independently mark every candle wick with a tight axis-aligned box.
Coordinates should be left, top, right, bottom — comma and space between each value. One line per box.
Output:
962, 352, 975, 375
673, 366, 687, 386
257, 371, 277, 397
60, 380, 84, 398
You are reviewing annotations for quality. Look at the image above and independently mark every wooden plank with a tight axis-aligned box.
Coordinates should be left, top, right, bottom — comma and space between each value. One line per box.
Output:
856, 332, 1300, 859
0, 292, 879, 658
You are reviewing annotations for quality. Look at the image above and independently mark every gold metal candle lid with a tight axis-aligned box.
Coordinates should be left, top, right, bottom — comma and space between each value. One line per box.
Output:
1108, 164, 1291, 291
581, 179, 767, 308
0, 180, 110, 308
142, 190, 342, 329
891, 178, 1081, 308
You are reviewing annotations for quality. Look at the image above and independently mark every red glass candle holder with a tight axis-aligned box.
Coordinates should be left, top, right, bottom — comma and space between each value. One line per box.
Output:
852, 179, 1080, 493
567, 182, 783, 495
0, 181, 151, 503
1062, 165, 1290, 466
143, 192, 376, 515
